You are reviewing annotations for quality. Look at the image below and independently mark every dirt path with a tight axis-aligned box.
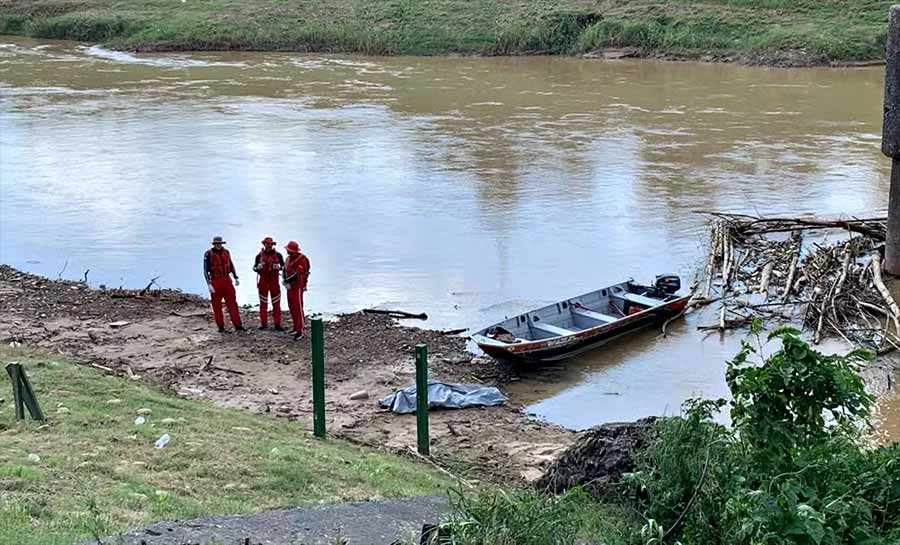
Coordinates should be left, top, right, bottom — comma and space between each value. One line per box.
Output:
99, 495, 449, 545
0, 265, 573, 482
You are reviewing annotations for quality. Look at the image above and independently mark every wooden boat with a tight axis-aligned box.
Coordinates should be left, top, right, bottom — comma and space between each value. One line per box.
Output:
471, 275, 690, 363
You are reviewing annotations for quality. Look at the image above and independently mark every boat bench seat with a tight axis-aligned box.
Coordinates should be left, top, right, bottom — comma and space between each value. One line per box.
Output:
621, 293, 661, 308
532, 322, 576, 337
572, 308, 617, 323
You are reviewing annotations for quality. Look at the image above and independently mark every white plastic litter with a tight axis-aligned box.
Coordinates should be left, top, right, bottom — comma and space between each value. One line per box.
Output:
134, 416, 146, 425
154, 433, 171, 449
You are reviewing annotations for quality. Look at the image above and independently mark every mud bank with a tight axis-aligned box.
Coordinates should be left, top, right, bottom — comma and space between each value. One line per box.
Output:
0, 265, 573, 482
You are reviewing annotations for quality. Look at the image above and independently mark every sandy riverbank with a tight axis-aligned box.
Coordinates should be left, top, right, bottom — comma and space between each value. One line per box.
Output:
0, 265, 573, 482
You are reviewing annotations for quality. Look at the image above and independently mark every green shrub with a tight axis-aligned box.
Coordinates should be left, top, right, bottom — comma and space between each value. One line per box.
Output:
623, 327, 900, 545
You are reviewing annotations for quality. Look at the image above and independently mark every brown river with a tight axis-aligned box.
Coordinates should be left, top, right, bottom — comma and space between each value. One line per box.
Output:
0, 36, 896, 433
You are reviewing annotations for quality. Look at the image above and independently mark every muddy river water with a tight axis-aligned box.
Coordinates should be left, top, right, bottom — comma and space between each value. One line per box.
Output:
0, 36, 895, 432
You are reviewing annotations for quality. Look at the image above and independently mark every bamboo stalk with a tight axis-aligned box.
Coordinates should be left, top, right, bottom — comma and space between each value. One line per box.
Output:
782, 253, 799, 302
722, 226, 732, 287
703, 224, 717, 298
872, 252, 900, 333
829, 248, 853, 329
781, 233, 802, 302
759, 262, 774, 298
859, 300, 892, 317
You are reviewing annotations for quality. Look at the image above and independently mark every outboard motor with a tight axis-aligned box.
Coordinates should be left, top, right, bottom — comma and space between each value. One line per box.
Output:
654, 274, 681, 295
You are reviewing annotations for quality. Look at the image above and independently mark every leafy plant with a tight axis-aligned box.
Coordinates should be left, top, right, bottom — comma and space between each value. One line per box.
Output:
727, 326, 874, 460
623, 327, 900, 545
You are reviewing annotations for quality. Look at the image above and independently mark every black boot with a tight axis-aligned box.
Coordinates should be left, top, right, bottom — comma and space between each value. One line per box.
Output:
273, 324, 285, 332
258, 324, 268, 330
218, 326, 226, 333
235, 325, 246, 332
293, 330, 305, 340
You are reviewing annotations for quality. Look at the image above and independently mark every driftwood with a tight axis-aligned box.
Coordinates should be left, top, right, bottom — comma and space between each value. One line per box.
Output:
139, 275, 161, 296
873, 253, 900, 334
697, 212, 897, 350
698, 212, 887, 240
171, 309, 208, 318
782, 255, 799, 301
758, 262, 774, 297
196, 355, 245, 376
702, 225, 716, 298
362, 308, 428, 320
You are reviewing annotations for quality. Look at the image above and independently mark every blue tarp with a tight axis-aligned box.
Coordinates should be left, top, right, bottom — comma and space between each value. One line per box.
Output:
378, 381, 507, 414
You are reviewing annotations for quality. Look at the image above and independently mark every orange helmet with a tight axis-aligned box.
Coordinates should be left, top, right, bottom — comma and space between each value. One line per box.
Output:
284, 240, 300, 254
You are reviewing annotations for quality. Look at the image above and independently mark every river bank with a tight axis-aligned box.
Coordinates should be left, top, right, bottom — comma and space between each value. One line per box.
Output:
0, 0, 891, 66
0, 265, 574, 484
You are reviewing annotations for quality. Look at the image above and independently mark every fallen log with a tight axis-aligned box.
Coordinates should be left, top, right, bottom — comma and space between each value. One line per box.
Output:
171, 310, 208, 318
362, 308, 428, 320
697, 212, 887, 240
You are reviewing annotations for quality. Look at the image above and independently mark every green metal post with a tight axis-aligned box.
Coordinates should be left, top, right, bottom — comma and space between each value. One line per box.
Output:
415, 344, 430, 456
311, 318, 326, 438
18, 367, 45, 421
6, 363, 45, 422
6, 363, 24, 420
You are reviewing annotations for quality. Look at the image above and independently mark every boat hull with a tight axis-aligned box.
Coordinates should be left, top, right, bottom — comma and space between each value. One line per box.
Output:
475, 295, 689, 363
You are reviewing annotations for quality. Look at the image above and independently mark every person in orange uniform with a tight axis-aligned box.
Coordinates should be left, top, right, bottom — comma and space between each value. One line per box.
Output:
253, 237, 285, 330
283, 241, 310, 340
204, 236, 245, 333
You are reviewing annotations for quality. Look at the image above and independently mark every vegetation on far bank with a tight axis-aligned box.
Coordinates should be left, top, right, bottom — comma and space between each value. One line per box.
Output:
0, 1, 893, 64
0, 346, 450, 545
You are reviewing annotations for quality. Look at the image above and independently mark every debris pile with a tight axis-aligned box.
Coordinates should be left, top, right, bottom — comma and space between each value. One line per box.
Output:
698, 213, 900, 351
536, 417, 657, 499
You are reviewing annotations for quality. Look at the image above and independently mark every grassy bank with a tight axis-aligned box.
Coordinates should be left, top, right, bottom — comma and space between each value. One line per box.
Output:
0, 346, 451, 545
0, 1, 892, 64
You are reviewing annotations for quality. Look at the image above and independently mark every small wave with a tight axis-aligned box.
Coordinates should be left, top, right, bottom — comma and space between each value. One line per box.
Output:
0, 86, 104, 96
84, 46, 247, 68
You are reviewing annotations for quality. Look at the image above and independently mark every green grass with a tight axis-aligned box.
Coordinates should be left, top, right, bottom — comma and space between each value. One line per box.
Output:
0, 0, 894, 62
0, 346, 450, 545
442, 486, 640, 545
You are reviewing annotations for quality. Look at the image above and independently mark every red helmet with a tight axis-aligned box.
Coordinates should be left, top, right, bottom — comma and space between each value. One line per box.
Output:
285, 240, 300, 254
261, 236, 275, 245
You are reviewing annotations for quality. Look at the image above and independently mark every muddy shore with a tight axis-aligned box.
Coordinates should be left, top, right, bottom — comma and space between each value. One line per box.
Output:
584, 48, 886, 69
0, 265, 573, 482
